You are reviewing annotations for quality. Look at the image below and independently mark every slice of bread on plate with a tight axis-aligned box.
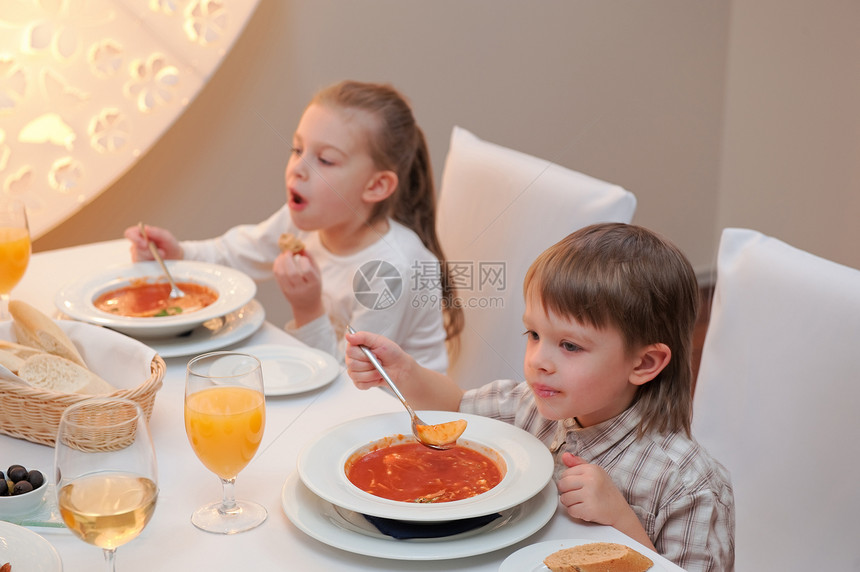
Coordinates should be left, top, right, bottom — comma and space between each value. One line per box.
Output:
18, 354, 117, 395
543, 542, 653, 572
8, 300, 87, 367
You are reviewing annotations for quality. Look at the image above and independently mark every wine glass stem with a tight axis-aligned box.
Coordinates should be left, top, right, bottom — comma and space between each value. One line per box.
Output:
103, 548, 117, 572
219, 477, 239, 515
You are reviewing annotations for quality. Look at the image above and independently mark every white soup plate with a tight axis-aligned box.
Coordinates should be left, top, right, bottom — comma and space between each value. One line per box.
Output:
297, 411, 554, 522
55, 260, 256, 338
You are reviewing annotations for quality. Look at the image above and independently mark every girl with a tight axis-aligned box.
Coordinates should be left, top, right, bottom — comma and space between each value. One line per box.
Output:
126, 81, 462, 371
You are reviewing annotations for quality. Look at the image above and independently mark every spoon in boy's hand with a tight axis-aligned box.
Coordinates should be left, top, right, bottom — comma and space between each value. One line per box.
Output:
347, 325, 467, 450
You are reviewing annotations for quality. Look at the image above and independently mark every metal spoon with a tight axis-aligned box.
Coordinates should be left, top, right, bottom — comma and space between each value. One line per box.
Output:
347, 325, 466, 450
138, 222, 185, 299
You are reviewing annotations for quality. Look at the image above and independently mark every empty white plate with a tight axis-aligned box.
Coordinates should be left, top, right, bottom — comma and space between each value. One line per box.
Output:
242, 344, 340, 396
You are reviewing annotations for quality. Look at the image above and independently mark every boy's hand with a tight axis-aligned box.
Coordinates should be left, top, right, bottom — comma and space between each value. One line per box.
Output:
557, 452, 638, 527
273, 251, 324, 325
557, 452, 656, 549
345, 330, 411, 391
124, 225, 183, 262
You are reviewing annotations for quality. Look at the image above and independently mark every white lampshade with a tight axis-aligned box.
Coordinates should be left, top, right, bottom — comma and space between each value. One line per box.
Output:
0, 0, 261, 239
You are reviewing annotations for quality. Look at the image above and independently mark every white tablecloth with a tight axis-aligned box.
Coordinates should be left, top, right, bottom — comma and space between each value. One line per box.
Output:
2, 240, 685, 571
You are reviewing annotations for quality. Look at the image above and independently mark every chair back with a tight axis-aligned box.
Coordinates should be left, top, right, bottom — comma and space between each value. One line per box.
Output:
692, 228, 860, 570
436, 127, 636, 388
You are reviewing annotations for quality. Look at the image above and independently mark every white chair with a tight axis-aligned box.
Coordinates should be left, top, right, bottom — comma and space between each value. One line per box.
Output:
436, 126, 636, 388
692, 228, 860, 571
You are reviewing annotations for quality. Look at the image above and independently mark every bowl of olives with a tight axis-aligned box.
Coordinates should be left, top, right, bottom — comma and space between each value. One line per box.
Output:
0, 464, 47, 517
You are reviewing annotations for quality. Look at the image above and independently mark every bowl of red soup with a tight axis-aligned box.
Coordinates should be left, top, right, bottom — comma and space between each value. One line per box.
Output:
297, 411, 554, 522
55, 261, 256, 338
345, 435, 506, 504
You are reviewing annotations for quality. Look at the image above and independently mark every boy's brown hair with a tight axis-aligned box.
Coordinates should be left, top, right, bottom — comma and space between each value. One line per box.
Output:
523, 223, 698, 436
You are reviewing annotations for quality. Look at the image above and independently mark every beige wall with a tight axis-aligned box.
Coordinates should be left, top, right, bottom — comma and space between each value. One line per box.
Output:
33, 1, 859, 324
717, 0, 860, 270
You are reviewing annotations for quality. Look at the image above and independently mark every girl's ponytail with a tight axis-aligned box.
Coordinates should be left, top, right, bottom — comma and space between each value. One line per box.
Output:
393, 128, 464, 345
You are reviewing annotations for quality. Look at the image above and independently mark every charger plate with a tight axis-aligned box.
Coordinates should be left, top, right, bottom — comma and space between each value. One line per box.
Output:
282, 471, 556, 560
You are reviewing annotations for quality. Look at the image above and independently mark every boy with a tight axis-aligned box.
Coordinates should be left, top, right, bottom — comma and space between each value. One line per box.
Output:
346, 223, 734, 571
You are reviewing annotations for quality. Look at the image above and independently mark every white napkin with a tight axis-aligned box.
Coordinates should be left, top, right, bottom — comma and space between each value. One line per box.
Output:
0, 362, 26, 384
0, 320, 156, 390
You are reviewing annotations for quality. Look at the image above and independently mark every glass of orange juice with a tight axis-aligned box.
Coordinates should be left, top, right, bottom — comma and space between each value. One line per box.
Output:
55, 398, 159, 572
0, 198, 30, 320
185, 351, 266, 533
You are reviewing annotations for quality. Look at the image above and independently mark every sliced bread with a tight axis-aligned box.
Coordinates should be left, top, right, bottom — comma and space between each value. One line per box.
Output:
0, 348, 25, 374
543, 542, 653, 572
18, 354, 116, 395
8, 300, 87, 367
0, 340, 45, 360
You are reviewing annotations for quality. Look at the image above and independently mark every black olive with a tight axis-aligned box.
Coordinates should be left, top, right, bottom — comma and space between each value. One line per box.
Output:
7, 465, 27, 483
0, 479, 7, 496
12, 480, 33, 495
27, 469, 45, 489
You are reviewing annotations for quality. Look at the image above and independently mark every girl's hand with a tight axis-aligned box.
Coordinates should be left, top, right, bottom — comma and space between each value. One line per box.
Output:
273, 251, 325, 325
124, 225, 183, 262
556, 453, 655, 549
345, 330, 412, 391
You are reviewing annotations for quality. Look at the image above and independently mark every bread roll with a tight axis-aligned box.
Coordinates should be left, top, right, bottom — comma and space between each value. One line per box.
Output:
543, 542, 653, 572
18, 354, 116, 395
278, 233, 305, 254
0, 348, 25, 374
8, 300, 87, 367
0, 340, 44, 360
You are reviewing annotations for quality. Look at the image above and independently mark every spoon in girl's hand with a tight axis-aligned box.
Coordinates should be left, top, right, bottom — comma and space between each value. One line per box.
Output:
347, 325, 466, 450
138, 222, 185, 299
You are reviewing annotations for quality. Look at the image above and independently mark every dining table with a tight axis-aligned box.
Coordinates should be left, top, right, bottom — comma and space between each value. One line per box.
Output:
2, 239, 687, 571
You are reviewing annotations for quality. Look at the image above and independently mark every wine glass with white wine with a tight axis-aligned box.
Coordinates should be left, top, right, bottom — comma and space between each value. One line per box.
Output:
0, 198, 30, 320
185, 351, 267, 533
55, 398, 158, 572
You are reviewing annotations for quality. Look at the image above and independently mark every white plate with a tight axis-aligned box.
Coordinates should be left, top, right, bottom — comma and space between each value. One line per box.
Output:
55, 260, 256, 338
282, 471, 557, 561
499, 539, 668, 572
145, 299, 265, 358
297, 411, 554, 522
241, 344, 340, 396
0, 521, 63, 571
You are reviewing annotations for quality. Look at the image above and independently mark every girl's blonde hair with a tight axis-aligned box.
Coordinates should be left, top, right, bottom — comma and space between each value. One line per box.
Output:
311, 81, 463, 342
523, 223, 698, 436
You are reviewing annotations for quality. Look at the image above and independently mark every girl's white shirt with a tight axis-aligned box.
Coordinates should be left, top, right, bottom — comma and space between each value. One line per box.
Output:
180, 205, 448, 372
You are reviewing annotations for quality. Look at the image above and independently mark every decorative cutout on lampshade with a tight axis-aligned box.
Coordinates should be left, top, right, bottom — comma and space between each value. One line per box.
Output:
0, 0, 261, 239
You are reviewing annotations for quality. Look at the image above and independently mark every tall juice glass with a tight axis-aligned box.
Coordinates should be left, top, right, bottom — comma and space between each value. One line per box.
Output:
55, 398, 158, 572
185, 351, 266, 533
0, 198, 30, 320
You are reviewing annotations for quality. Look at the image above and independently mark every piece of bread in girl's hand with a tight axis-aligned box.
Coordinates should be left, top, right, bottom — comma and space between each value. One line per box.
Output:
543, 542, 654, 572
278, 233, 305, 255
8, 300, 87, 368
18, 354, 116, 395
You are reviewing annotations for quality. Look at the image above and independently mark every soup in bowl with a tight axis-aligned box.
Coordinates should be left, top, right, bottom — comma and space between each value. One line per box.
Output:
345, 434, 506, 504
93, 280, 218, 318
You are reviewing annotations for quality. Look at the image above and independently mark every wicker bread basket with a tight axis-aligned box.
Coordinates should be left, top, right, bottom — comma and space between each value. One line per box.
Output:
0, 318, 165, 447
0, 354, 164, 447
